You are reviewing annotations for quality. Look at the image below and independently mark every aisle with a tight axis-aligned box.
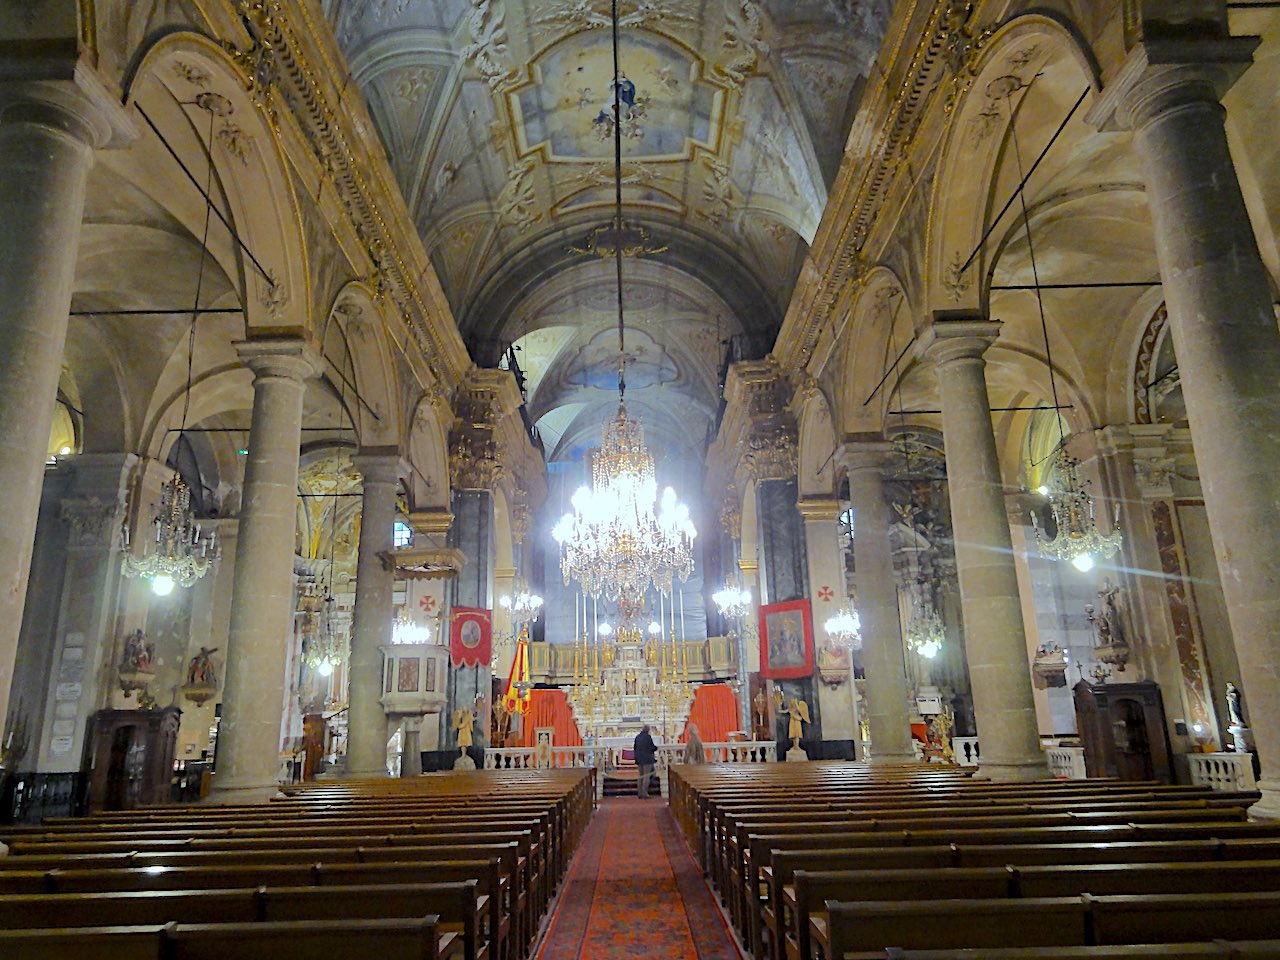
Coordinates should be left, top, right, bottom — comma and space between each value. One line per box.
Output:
536, 796, 744, 960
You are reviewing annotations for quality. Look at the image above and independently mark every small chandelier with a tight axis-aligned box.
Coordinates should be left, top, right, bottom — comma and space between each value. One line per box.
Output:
824, 603, 863, 651
121, 474, 219, 596
1031, 456, 1123, 573
552, 404, 696, 601
906, 591, 945, 660
392, 610, 431, 646
713, 579, 752, 620
304, 596, 346, 677
499, 579, 544, 624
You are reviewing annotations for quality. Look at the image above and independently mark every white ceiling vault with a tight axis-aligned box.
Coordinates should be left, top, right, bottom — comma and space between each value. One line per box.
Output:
323, 0, 890, 460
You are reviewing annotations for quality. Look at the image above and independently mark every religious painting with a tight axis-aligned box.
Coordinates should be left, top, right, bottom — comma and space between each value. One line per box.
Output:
758, 599, 814, 680
450, 607, 493, 667
397, 657, 420, 693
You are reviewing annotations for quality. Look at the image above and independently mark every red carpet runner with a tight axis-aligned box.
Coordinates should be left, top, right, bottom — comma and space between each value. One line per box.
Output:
536, 797, 744, 960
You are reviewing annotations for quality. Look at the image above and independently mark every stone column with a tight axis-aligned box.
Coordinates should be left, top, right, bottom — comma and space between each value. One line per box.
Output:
0, 77, 132, 744
922, 319, 1047, 780
837, 440, 916, 764
345, 451, 403, 778
211, 340, 318, 802
1090, 36, 1280, 815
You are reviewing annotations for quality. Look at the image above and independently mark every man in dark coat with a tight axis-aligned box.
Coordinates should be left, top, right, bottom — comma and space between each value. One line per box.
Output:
633, 724, 657, 799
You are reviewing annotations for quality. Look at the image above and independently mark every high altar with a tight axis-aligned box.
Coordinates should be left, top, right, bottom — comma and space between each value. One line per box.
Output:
528, 633, 738, 743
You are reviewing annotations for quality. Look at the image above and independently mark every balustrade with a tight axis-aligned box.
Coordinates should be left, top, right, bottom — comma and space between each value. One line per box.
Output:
1046, 745, 1087, 780
1188, 751, 1259, 792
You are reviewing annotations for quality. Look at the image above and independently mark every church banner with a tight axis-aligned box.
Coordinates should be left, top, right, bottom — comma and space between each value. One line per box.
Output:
450, 607, 492, 668
758, 599, 814, 680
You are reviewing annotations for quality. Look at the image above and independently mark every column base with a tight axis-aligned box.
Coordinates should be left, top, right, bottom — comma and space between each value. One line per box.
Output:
977, 757, 1051, 782
868, 753, 918, 765
206, 781, 281, 804
343, 766, 391, 779
1248, 780, 1280, 821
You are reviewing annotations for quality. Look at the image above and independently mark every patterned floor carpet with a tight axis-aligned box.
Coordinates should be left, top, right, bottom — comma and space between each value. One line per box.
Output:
535, 796, 744, 960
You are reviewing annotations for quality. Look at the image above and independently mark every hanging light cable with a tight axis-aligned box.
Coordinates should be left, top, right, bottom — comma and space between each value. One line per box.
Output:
1003, 86, 1123, 573
552, 0, 696, 603
121, 101, 223, 596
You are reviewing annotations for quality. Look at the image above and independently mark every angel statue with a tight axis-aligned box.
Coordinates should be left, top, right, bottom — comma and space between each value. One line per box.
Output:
452, 707, 476, 751
787, 698, 810, 750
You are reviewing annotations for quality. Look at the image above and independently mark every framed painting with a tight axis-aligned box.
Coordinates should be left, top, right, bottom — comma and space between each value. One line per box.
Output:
758, 599, 814, 680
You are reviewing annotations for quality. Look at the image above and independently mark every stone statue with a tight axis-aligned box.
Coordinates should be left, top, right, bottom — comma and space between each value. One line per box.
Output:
1094, 580, 1125, 647
1227, 682, 1245, 728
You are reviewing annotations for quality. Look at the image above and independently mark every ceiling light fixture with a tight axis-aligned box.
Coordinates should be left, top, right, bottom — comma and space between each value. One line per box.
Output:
553, 0, 696, 603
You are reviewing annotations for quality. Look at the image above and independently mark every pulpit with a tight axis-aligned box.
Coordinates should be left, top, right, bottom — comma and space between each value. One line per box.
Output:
1073, 680, 1172, 783
82, 707, 181, 811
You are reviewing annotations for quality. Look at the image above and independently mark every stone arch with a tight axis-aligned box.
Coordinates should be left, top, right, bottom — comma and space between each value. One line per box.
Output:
320, 282, 402, 449
925, 14, 1100, 315
128, 34, 311, 333
407, 394, 451, 512
492, 485, 516, 575
837, 265, 914, 436
797, 388, 838, 500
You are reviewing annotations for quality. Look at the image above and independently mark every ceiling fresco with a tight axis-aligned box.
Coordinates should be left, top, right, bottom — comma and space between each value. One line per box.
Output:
323, 0, 890, 458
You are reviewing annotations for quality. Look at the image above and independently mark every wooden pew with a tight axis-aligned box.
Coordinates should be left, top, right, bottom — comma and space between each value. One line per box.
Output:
818, 893, 1280, 960
0, 917, 451, 960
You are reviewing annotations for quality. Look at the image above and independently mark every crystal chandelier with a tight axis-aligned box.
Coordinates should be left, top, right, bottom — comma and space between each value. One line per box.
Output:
905, 591, 945, 660
552, 405, 696, 600
823, 603, 863, 651
712, 580, 752, 620
392, 610, 431, 645
303, 595, 346, 677
553, 1, 696, 602
499, 580, 544, 624
121, 474, 219, 596
1031, 456, 1123, 573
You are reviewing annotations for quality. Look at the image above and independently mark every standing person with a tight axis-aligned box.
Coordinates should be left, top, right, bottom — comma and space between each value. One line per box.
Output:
634, 724, 657, 799
683, 722, 706, 764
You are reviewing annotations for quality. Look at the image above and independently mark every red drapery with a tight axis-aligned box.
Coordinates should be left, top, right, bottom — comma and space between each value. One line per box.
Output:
681, 684, 739, 743
518, 689, 584, 747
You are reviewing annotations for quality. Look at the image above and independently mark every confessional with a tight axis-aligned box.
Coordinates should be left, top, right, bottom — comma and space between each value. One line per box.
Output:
82, 706, 181, 811
1073, 680, 1173, 782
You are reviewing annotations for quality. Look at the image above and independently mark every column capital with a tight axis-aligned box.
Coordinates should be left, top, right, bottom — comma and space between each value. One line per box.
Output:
836, 434, 895, 476
0, 63, 137, 149
234, 337, 322, 383
797, 497, 842, 522
353, 448, 407, 486
918, 315, 1002, 367
1086, 37, 1259, 133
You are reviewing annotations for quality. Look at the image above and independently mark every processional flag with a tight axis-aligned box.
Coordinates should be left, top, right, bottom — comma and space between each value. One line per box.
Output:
502, 626, 532, 716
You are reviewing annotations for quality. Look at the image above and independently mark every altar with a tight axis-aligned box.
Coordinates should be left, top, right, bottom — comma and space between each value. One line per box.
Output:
568, 634, 693, 743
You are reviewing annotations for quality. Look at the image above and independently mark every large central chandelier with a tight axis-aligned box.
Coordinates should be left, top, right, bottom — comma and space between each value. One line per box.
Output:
552, 1, 696, 602
552, 405, 696, 600
1031, 457, 1123, 573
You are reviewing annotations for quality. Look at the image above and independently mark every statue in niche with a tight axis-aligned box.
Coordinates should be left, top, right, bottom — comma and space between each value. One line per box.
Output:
624, 668, 637, 696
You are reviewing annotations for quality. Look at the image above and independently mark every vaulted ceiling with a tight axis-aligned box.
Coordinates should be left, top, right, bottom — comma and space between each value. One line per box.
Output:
323, 0, 890, 460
